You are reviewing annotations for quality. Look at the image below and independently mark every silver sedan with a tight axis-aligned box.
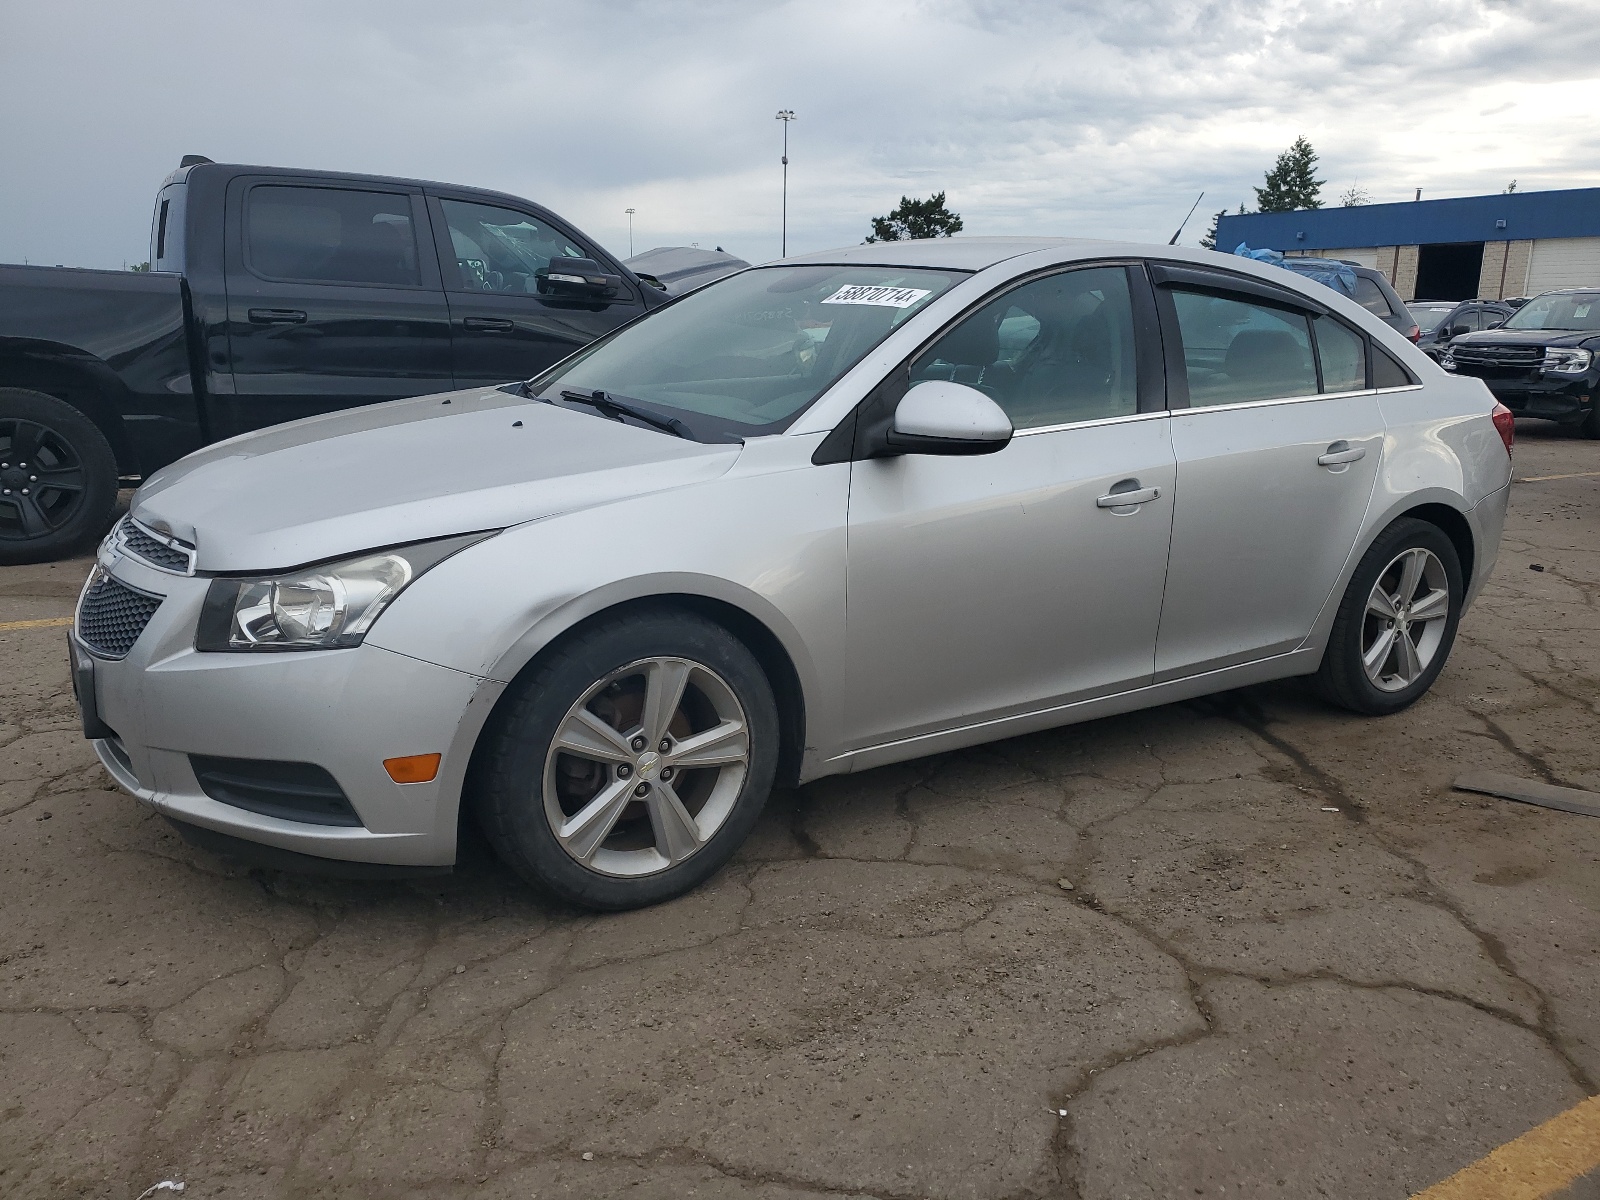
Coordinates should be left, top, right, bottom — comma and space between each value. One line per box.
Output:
72, 238, 1514, 909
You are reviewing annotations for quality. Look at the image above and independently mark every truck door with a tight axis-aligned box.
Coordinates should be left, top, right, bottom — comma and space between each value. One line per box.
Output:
428, 196, 646, 389
220, 179, 454, 436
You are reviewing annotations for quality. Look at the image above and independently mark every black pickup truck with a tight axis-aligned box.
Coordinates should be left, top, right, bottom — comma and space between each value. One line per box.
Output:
0, 157, 675, 562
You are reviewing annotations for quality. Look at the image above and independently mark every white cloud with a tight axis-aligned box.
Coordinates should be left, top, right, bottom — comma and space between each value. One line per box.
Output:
2, 0, 1597, 269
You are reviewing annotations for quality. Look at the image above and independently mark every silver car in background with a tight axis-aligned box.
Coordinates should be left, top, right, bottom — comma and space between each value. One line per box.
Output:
71, 237, 1514, 909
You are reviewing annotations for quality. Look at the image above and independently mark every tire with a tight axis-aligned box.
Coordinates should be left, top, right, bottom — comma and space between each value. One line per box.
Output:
1313, 517, 1464, 716
0, 388, 119, 565
474, 609, 780, 910
1580, 399, 1600, 440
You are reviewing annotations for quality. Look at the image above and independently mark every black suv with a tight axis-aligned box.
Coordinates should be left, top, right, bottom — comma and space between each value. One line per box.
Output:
1443, 288, 1600, 437
1414, 299, 1515, 361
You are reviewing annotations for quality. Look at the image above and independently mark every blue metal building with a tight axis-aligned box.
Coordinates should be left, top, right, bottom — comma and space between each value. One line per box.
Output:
1214, 187, 1600, 303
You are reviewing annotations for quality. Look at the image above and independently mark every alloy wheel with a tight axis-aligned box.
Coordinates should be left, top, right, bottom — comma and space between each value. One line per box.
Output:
0, 418, 89, 543
542, 656, 751, 877
1360, 547, 1451, 692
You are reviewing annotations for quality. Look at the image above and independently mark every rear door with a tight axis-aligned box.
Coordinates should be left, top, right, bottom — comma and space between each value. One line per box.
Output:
429, 196, 647, 389
221, 178, 454, 436
1150, 263, 1387, 679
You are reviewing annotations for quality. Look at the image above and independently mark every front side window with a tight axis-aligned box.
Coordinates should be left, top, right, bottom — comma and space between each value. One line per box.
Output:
439, 199, 587, 293
1354, 277, 1394, 317
1504, 292, 1600, 332
1314, 315, 1367, 393
246, 186, 419, 286
909, 265, 1139, 429
1171, 291, 1318, 407
537, 264, 963, 438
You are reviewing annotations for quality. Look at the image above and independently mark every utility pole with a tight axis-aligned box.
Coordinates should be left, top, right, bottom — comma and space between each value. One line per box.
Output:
775, 109, 796, 257
624, 208, 636, 257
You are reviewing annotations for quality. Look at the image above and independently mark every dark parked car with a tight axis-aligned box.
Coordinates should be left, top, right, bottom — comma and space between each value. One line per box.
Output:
1415, 299, 1514, 361
1277, 259, 1419, 342
0, 158, 673, 562
1443, 288, 1600, 437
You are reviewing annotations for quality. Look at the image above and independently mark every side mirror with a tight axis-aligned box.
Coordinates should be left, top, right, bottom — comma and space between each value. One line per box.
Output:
885, 381, 1013, 456
536, 257, 621, 300
1449, 323, 1470, 338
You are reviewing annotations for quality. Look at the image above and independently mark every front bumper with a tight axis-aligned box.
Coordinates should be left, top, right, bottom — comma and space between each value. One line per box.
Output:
75, 555, 503, 867
1456, 371, 1596, 422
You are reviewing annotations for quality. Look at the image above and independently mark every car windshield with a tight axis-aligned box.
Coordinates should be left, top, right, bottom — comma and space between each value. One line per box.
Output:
1409, 305, 1456, 333
533, 264, 966, 439
1503, 292, 1600, 332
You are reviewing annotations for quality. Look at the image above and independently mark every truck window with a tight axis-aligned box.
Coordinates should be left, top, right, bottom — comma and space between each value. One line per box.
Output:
439, 199, 587, 293
246, 186, 421, 287
151, 183, 188, 272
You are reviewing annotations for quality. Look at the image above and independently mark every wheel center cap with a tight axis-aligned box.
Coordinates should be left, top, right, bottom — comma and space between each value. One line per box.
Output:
0, 467, 24, 489
636, 751, 661, 781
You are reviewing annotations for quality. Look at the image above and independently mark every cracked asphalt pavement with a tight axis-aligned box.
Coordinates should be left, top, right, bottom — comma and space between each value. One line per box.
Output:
3, 426, 1597, 1199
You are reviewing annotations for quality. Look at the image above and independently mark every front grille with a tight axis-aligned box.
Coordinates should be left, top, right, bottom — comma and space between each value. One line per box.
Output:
1452, 345, 1543, 367
76, 571, 163, 659
189, 755, 364, 827
121, 521, 195, 573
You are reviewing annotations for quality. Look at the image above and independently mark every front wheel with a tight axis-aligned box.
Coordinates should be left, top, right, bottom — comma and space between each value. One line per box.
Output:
0, 388, 119, 565
1313, 518, 1464, 715
474, 610, 779, 910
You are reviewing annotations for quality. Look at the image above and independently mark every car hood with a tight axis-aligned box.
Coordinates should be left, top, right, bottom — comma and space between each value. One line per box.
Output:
1453, 328, 1599, 349
132, 387, 742, 572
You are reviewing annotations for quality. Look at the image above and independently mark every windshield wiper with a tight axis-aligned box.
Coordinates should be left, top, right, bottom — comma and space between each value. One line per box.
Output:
559, 389, 694, 440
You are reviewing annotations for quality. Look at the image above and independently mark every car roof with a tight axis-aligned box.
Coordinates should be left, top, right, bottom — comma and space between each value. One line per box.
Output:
777, 237, 1084, 271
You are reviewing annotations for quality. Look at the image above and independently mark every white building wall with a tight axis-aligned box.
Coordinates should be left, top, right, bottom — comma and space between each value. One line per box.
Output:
1525, 238, 1600, 293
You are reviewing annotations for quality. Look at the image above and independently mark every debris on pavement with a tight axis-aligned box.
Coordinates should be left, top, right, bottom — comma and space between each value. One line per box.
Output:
1057, 878, 1075, 891
135, 1184, 185, 1199
1453, 772, 1600, 818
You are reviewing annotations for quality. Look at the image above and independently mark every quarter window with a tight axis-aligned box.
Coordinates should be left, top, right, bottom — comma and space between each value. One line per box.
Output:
1170, 290, 1318, 407
246, 186, 420, 286
1372, 345, 1413, 388
439, 199, 588, 293
910, 266, 1139, 429
1313, 315, 1367, 393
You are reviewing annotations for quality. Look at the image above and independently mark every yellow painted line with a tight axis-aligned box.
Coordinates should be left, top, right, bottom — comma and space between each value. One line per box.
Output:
0, 616, 73, 632
1412, 1093, 1600, 1199
1515, 470, 1600, 483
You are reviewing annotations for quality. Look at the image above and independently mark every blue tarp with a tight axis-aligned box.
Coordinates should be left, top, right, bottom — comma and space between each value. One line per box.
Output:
1233, 243, 1358, 300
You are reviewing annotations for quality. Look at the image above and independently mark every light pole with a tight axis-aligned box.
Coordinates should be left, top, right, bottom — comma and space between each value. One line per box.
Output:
624, 207, 636, 257
775, 109, 795, 257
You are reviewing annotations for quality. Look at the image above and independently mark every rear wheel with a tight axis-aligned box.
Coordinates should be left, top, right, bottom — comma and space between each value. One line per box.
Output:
474, 610, 779, 910
1314, 518, 1463, 715
0, 388, 119, 565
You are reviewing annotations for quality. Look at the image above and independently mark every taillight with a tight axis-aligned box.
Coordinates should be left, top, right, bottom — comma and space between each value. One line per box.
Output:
1406, 325, 1421, 342
1491, 402, 1515, 454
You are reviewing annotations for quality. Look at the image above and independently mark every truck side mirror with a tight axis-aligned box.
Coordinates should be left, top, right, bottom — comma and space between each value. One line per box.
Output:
536, 257, 621, 300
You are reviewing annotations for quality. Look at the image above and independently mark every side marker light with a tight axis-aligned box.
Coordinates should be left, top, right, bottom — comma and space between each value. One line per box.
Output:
384, 753, 441, 784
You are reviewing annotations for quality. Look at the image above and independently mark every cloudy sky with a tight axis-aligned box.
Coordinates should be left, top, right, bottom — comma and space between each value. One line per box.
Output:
3, 0, 1598, 270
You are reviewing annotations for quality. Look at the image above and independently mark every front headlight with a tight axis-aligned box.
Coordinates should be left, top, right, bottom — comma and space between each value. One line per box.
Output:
1440, 350, 1457, 371
196, 532, 494, 651
1542, 347, 1592, 374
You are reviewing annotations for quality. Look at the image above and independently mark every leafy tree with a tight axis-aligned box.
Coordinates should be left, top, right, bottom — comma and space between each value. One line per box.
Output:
1254, 136, 1324, 213
128, 261, 150, 272
1339, 184, 1371, 207
1198, 209, 1227, 251
865, 192, 963, 242
1505, 180, 1518, 194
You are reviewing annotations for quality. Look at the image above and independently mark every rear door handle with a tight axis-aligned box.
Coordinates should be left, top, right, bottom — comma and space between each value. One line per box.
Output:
1317, 442, 1367, 467
247, 308, 307, 324
463, 317, 515, 332
1096, 485, 1161, 508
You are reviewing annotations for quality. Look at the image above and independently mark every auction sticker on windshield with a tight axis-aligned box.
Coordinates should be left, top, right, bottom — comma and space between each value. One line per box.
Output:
822, 285, 932, 308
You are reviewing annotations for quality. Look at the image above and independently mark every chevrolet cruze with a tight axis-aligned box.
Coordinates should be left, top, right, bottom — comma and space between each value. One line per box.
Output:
71, 238, 1514, 909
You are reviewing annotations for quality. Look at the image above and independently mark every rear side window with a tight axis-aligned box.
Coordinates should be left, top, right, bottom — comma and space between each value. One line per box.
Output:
1313, 315, 1367, 393
246, 186, 420, 287
1372, 345, 1413, 388
1353, 277, 1394, 317
1170, 290, 1318, 406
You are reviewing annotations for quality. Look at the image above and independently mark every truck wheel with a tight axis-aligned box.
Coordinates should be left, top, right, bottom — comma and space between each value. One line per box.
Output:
473, 609, 779, 910
0, 388, 119, 565
1581, 399, 1600, 440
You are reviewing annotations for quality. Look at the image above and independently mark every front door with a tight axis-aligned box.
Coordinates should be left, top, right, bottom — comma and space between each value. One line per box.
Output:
222, 180, 454, 437
844, 264, 1176, 749
431, 197, 647, 388
1153, 276, 1386, 678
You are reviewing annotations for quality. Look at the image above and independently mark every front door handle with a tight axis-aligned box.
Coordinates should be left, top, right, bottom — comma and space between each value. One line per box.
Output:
247, 308, 307, 324
463, 317, 515, 332
1317, 441, 1367, 467
1096, 484, 1161, 509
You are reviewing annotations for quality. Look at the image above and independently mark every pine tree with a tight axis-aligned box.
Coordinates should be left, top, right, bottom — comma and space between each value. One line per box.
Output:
1254, 136, 1324, 213
1198, 210, 1226, 251
865, 192, 964, 242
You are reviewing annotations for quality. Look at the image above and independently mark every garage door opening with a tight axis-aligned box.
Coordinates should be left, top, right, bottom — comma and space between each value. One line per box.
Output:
1415, 242, 1485, 301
